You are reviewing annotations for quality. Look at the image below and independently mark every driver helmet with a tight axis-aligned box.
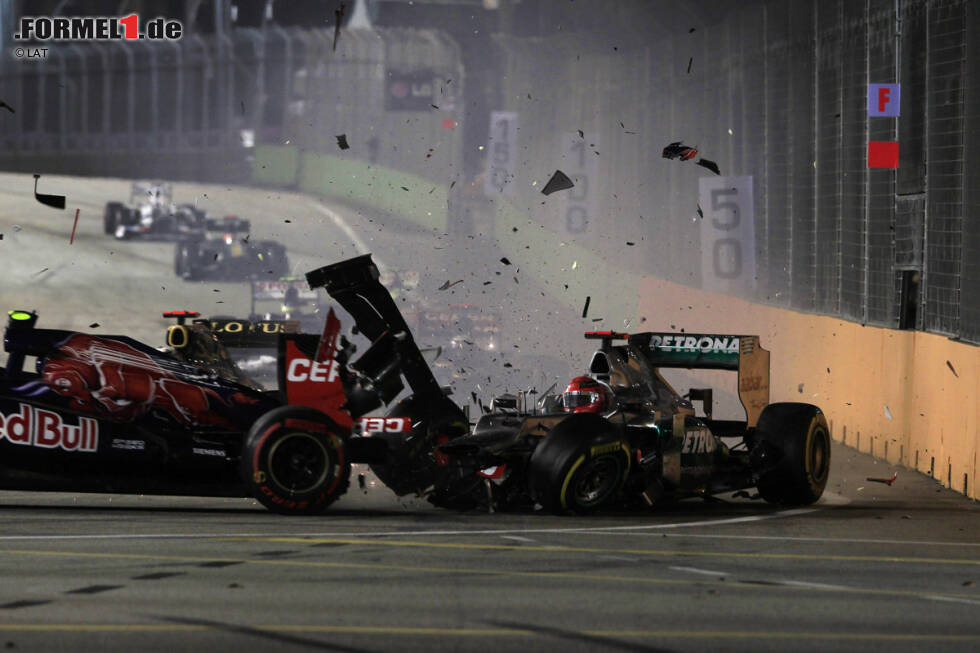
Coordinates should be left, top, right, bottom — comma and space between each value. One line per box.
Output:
562, 375, 613, 414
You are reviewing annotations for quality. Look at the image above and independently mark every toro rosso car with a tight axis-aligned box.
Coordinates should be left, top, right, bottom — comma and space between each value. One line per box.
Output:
104, 182, 205, 241
175, 216, 289, 281
0, 309, 369, 513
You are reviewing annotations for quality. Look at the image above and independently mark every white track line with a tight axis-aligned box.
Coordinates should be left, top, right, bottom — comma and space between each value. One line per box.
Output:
778, 580, 849, 591
669, 566, 728, 577
0, 507, 817, 542
307, 199, 388, 276
925, 595, 980, 607
577, 532, 980, 548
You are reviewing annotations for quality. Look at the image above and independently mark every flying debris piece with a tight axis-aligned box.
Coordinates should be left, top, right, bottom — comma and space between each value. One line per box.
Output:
471, 391, 478, 405
483, 281, 492, 286
89, 322, 100, 328
541, 170, 574, 196
332, 3, 346, 52
500, 257, 511, 266
884, 404, 892, 420
626, 241, 635, 246
696, 158, 721, 175
336, 134, 350, 150
662, 142, 698, 161
438, 280, 463, 291
358, 473, 366, 490
401, 186, 410, 192
696, 203, 704, 219
591, 318, 603, 322
687, 57, 693, 74
946, 360, 959, 377
577, 129, 584, 138
582, 296, 591, 318
449, 181, 456, 189
69, 208, 80, 244
0, 99, 14, 113
284, 219, 291, 223
33, 174, 66, 210
503, 363, 513, 368
689, 27, 696, 33
430, 104, 439, 110
240, 100, 245, 115
867, 472, 898, 486
797, 383, 804, 393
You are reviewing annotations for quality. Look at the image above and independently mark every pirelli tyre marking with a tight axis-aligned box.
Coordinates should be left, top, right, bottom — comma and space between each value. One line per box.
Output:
560, 443, 630, 511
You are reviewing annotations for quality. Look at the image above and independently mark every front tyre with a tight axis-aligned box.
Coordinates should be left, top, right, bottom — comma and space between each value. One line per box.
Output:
526, 414, 630, 514
754, 403, 831, 506
241, 406, 351, 515
104, 202, 122, 234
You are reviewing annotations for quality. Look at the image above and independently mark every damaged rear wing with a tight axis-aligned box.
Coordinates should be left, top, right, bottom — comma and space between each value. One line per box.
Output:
628, 332, 770, 428
305, 254, 447, 416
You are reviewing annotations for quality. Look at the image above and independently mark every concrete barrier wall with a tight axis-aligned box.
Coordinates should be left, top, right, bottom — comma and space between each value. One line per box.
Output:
635, 276, 979, 500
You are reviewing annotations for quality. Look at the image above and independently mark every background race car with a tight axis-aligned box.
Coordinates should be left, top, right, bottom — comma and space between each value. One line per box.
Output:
248, 277, 327, 334
175, 216, 289, 281
103, 181, 205, 240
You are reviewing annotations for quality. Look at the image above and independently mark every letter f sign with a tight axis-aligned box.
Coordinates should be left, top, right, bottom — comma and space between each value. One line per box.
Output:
868, 84, 900, 117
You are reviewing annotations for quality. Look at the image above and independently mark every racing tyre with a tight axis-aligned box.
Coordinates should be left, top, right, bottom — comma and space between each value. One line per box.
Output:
103, 202, 123, 234
527, 413, 630, 515
241, 406, 351, 515
175, 241, 201, 280
754, 403, 831, 506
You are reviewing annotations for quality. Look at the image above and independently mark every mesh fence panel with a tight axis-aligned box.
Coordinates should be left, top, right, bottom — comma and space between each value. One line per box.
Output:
923, 1, 966, 335
838, 1, 870, 322
961, 2, 980, 344
866, 0, 898, 326
814, 0, 843, 315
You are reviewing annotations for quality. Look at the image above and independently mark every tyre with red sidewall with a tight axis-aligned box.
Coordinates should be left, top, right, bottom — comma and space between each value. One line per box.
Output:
241, 406, 350, 515
526, 413, 630, 515
754, 402, 831, 505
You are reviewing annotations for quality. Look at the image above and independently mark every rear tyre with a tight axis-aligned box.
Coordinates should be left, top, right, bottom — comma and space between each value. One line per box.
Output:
754, 403, 831, 506
175, 241, 201, 280
526, 414, 630, 514
241, 406, 350, 515
103, 202, 122, 234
